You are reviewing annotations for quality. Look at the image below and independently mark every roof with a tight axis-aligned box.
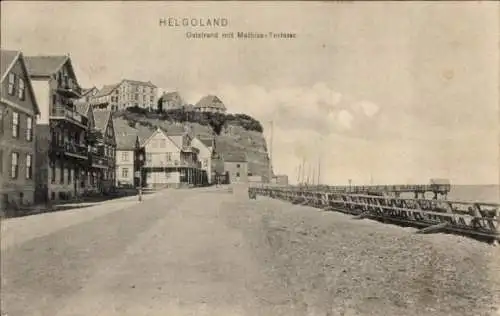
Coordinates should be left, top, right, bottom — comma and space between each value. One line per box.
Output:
95, 84, 118, 97
137, 125, 155, 146
122, 79, 156, 88
24, 55, 69, 76
223, 152, 247, 163
198, 137, 214, 148
116, 134, 138, 150
194, 95, 226, 110
0, 50, 19, 80
166, 125, 187, 136
0, 50, 41, 115
81, 87, 97, 96
93, 110, 112, 131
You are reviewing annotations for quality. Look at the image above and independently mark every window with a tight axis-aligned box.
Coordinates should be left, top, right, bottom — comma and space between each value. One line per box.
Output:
51, 161, 55, 183
151, 140, 157, 148
236, 172, 240, 177
122, 168, 129, 178
0, 150, 3, 174
146, 153, 152, 162
26, 117, 33, 141
159, 139, 166, 148
121, 151, 129, 162
165, 152, 172, 161
18, 78, 25, 100
67, 167, 71, 183
236, 164, 240, 168
135, 94, 138, 101
26, 154, 32, 179
12, 112, 19, 138
11, 152, 19, 179
60, 161, 64, 183
8, 73, 15, 95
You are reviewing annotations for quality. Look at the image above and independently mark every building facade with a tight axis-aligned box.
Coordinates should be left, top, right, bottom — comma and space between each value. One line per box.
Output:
91, 79, 158, 112
88, 110, 116, 194
222, 152, 248, 184
114, 123, 142, 188
0, 50, 41, 209
26, 54, 90, 202
142, 127, 203, 188
191, 136, 215, 185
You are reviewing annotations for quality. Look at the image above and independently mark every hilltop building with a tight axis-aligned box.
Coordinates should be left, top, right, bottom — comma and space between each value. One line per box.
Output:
90, 79, 158, 112
159, 91, 185, 111
194, 95, 227, 114
0, 50, 41, 208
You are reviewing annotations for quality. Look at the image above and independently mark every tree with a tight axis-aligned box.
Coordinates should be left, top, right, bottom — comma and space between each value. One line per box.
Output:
157, 96, 164, 113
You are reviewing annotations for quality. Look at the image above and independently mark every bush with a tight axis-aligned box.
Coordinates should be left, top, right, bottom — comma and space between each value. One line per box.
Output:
124, 107, 264, 134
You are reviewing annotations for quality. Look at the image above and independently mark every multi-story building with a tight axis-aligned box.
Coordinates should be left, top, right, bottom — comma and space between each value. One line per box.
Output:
25, 54, 89, 201
142, 127, 203, 188
91, 79, 158, 112
194, 95, 227, 114
222, 152, 248, 183
0, 50, 40, 209
159, 91, 184, 111
89, 110, 116, 194
114, 120, 144, 188
191, 136, 215, 185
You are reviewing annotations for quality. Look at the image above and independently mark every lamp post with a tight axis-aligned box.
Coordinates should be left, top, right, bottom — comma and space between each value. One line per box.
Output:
138, 153, 144, 202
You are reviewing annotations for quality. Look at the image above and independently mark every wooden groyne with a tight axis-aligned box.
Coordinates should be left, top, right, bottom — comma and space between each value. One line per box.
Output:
248, 184, 500, 242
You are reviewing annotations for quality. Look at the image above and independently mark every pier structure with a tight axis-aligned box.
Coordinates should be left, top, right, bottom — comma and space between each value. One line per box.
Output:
248, 184, 500, 242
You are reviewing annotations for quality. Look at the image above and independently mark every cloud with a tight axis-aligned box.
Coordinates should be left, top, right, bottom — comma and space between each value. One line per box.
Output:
357, 100, 380, 117
337, 110, 354, 130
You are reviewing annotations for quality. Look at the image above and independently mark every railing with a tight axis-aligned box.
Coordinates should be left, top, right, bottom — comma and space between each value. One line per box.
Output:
57, 82, 82, 98
248, 185, 500, 242
51, 105, 88, 126
52, 142, 88, 158
249, 183, 451, 195
144, 160, 201, 169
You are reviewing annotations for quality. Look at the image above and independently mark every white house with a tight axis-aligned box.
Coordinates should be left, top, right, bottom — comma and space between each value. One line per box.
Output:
142, 127, 203, 188
191, 136, 215, 184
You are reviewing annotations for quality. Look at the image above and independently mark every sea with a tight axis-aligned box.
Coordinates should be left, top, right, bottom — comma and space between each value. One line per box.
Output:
447, 184, 500, 203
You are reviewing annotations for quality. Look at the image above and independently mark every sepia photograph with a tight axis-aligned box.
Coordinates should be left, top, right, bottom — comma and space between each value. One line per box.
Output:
0, 1, 499, 315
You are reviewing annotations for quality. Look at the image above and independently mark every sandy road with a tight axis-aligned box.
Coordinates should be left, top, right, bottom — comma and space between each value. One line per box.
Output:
1, 188, 499, 316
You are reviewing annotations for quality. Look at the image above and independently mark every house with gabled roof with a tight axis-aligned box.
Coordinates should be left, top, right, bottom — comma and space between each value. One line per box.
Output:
0, 49, 41, 210
142, 127, 204, 188
113, 118, 145, 188
89, 110, 117, 194
25, 53, 89, 202
194, 95, 227, 114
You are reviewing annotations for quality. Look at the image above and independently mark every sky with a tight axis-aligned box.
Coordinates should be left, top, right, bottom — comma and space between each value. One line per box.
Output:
2, 1, 499, 185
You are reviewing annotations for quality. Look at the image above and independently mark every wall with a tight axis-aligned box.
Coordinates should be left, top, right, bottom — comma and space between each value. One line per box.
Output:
224, 161, 248, 183
144, 130, 180, 167
116, 149, 134, 185
191, 137, 213, 183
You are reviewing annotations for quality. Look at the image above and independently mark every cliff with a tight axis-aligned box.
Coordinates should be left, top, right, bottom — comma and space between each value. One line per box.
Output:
114, 108, 272, 182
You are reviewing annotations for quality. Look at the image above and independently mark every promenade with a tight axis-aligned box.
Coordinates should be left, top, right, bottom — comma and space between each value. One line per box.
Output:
1, 187, 499, 316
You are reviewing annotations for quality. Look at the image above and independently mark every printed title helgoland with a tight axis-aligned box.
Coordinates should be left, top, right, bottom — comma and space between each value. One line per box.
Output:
159, 17, 229, 27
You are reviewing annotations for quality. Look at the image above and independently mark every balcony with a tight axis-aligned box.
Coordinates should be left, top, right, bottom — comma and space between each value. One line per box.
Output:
57, 82, 82, 98
51, 105, 88, 128
145, 160, 201, 169
52, 141, 88, 159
